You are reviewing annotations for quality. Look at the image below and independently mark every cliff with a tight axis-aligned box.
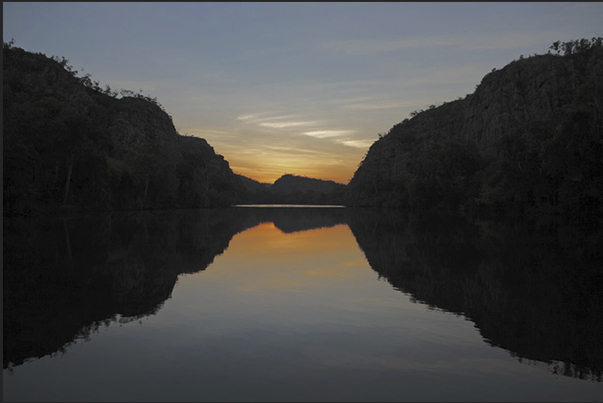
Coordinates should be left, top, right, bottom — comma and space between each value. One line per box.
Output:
346, 39, 603, 219
3, 43, 242, 215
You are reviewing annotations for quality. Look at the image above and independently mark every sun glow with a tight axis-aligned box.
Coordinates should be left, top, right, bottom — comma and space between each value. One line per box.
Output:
212, 110, 373, 183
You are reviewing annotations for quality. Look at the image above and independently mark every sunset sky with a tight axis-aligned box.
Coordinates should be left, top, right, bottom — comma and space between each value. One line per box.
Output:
4, 2, 603, 184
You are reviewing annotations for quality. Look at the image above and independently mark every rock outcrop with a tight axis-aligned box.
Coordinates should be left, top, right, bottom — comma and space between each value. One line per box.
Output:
463, 51, 602, 152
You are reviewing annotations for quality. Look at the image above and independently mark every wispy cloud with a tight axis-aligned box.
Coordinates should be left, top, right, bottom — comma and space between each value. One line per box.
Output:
263, 144, 334, 156
303, 130, 353, 139
322, 32, 558, 56
260, 121, 317, 129
456, 31, 559, 51
322, 36, 454, 55
236, 113, 301, 123
336, 139, 375, 149
237, 112, 319, 129
340, 100, 418, 111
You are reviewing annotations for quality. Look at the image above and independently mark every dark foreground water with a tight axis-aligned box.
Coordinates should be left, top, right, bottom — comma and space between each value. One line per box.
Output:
3, 206, 603, 401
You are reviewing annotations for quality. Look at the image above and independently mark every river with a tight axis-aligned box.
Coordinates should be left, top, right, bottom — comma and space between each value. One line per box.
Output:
3, 206, 602, 401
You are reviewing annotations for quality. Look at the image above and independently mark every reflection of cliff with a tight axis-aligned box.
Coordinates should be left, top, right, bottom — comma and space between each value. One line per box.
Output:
3, 206, 347, 370
347, 208, 603, 381
3, 209, 250, 370
236, 206, 347, 233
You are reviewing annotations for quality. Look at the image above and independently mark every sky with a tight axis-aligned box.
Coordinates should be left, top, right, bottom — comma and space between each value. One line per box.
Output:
4, 2, 603, 184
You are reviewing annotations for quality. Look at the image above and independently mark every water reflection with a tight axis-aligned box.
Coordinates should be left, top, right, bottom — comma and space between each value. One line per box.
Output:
4, 207, 602, 386
347, 209, 603, 382
3, 207, 346, 370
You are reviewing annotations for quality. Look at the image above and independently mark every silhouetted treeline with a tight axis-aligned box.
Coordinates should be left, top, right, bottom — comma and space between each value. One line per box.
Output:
346, 38, 603, 222
237, 174, 346, 205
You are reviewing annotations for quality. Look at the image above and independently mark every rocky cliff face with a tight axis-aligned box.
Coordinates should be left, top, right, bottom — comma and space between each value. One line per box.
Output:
463, 51, 603, 152
106, 97, 181, 156
346, 42, 603, 217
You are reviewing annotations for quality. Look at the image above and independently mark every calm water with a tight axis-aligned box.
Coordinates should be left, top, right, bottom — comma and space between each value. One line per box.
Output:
3, 207, 603, 402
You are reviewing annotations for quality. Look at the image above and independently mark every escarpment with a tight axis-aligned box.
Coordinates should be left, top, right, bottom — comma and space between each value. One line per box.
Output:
463, 50, 603, 152
347, 40, 603, 218
3, 44, 242, 215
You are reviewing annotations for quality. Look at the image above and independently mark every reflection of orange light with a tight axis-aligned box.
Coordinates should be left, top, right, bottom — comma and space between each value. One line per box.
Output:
233, 222, 352, 261
187, 220, 374, 298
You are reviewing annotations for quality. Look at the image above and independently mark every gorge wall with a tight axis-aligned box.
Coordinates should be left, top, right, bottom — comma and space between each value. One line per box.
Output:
346, 40, 603, 219
3, 43, 242, 215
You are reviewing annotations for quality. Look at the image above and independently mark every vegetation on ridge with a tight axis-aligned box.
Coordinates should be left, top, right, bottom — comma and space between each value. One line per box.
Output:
236, 174, 346, 205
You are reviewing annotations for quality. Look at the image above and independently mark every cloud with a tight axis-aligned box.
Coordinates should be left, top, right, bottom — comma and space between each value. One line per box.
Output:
303, 130, 353, 139
340, 99, 419, 111
260, 121, 318, 129
322, 36, 454, 55
236, 111, 362, 144
330, 95, 402, 111
322, 32, 559, 56
186, 128, 235, 138
455, 31, 558, 51
336, 139, 375, 149
263, 144, 334, 156
237, 112, 319, 129
236, 113, 301, 123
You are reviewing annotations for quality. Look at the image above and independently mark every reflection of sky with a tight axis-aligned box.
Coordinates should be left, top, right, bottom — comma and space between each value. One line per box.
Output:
5, 221, 603, 401
3, 3, 603, 183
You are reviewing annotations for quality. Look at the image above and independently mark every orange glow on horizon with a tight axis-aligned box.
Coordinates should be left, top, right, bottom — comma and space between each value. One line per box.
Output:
233, 167, 352, 185
189, 128, 365, 185
191, 126, 367, 185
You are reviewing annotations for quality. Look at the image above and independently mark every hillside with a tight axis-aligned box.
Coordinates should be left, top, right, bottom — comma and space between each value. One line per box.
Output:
236, 174, 271, 192
3, 43, 242, 216
270, 174, 339, 193
346, 38, 603, 220
236, 173, 346, 205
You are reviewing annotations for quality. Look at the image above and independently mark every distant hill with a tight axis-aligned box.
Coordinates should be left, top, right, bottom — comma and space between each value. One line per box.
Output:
236, 173, 346, 205
235, 174, 271, 191
270, 174, 346, 205
272, 174, 342, 194
3, 42, 242, 215
345, 38, 603, 220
